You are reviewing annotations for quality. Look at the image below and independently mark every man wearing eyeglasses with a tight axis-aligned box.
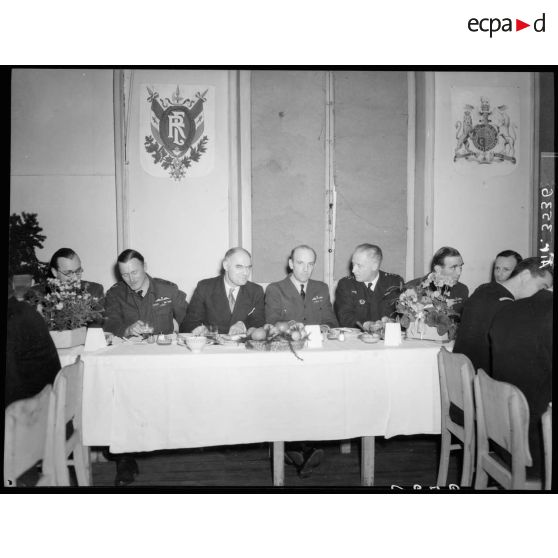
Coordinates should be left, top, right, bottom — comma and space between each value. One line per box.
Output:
27, 248, 105, 326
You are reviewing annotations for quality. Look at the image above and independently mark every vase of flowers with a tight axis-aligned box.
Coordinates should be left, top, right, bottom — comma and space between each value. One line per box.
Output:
33, 277, 104, 348
391, 272, 462, 341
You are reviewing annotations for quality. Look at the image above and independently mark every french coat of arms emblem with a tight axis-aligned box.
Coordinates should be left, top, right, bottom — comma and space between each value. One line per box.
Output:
143, 85, 209, 181
454, 96, 518, 165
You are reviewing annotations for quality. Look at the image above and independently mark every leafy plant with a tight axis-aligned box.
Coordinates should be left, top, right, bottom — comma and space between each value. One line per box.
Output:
9, 212, 49, 280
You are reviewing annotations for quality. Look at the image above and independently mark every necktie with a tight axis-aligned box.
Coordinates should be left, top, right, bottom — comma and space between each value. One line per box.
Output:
300, 284, 306, 300
228, 289, 236, 312
367, 283, 374, 293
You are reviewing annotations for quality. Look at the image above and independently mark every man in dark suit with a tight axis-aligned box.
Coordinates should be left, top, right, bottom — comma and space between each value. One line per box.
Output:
454, 257, 553, 376
335, 243, 403, 327
265, 244, 337, 478
180, 247, 265, 335
265, 245, 338, 328
28, 247, 105, 326
489, 287, 553, 479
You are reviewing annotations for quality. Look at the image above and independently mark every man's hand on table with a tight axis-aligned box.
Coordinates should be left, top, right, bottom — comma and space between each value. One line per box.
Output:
228, 321, 247, 336
124, 320, 153, 338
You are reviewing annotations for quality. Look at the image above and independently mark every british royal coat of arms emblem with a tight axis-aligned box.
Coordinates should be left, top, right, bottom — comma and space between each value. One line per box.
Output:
453, 96, 518, 165
143, 85, 211, 181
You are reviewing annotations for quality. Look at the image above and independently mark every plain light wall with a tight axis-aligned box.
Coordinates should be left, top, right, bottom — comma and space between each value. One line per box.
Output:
431, 72, 534, 292
125, 70, 232, 299
333, 71, 408, 280
10, 69, 117, 289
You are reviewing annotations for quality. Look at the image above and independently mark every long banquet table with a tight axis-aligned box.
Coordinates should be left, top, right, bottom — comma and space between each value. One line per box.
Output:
81, 336, 445, 486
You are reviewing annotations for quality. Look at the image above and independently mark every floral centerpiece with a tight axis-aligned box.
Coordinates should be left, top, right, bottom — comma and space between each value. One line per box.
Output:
391, 272, 462, 341
31, 277, 103, 348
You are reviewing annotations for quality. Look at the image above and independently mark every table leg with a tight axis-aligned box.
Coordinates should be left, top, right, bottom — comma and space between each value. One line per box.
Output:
273, 441, 285, 486
361, 436, 375, 486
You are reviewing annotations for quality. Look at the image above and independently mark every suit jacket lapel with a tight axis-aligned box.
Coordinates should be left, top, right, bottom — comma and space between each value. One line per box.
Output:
231, 284, 248, 322
216, 277, 232, 319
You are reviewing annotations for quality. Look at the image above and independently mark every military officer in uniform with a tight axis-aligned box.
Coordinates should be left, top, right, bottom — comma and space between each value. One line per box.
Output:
104, 249, 188, 338
334, 243, 403, 327
103, 248, 188, 486
264, 244, 337, 478
265, 245, 338, 328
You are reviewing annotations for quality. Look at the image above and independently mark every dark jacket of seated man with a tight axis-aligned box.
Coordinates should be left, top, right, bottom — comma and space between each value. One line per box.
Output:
489, 288, 553, 478
265, 276, 338, 327
335, 270, 404, 327
180, 275, 265, 333
104, 275, 187, 337
6, 296, 61, 409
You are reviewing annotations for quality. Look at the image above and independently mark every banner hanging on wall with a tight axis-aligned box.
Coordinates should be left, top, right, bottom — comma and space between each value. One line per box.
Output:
140, 84, 215, 181
451, 86, 519, 177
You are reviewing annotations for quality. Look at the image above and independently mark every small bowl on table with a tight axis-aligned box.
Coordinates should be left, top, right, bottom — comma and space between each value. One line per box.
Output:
185, 335, 208, 353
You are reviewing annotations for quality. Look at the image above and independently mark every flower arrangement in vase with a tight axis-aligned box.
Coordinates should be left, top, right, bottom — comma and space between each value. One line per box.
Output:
31, 277, 104, 348
390, 272, 462, 341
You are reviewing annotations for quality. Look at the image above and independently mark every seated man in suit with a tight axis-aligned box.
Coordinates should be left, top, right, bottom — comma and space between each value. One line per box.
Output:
454, 257, 553, 376
28, 247, 105, 326
180, 247, 265, 335
104, 248, 188, 486
406, 246, 469, 315
265, 244, 338, 478
489, 285, 553, 479
265, 245, 338, 328
335, 243, 403, 327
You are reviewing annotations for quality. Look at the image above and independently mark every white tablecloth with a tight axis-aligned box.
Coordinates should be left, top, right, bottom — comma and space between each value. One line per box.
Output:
58, 346, 84, 367
82, 338, 444, 453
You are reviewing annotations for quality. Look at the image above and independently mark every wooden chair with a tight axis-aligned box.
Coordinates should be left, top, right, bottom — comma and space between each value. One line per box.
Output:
437, 347, 475, 487
542, 402, 552, 490
474, 369, 541, 490
52, 358, 91, 486
4, 384, 56, 487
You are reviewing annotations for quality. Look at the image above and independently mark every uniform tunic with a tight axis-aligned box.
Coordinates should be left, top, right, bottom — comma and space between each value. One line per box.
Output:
104, 275, 187, 337
265, 276, 338, 328
334, 270, 404, 327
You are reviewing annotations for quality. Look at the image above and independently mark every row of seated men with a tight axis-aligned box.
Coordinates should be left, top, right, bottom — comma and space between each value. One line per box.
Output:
11, 243, 553, 485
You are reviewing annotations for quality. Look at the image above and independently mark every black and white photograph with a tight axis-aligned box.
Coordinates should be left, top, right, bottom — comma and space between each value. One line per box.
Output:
2, 2, 557, 557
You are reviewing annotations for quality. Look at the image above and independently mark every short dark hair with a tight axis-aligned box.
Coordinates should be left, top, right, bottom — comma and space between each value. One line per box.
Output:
224, 247, 252, 260
509, 256, 553, 279
496, 250, 522, 264
50, 248, 78, 271
353, 244, 383, 262
431, 246, 462, 271
290, 245, 317, 262
117, 249, 145, 264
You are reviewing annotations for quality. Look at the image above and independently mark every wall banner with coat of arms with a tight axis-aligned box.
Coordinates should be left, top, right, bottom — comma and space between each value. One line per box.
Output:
140, 84, 214, 180
451, 86, 519, 177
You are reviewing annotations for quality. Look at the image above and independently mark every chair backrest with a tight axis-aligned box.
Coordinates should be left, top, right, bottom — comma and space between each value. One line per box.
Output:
542, 402, 552, 490
474, 369, 532, 475
4, 384, 55, 487
53, 358, 85, 485
438, 347, 475, 429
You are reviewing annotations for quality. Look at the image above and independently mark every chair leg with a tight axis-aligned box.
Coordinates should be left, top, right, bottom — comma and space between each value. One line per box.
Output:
461, 440, 475, 487
437, 428, 451, 486
474, 460, 488, 489
73, 445, 91, 486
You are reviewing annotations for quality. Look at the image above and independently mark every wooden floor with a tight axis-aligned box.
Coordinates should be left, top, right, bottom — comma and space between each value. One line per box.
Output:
91, 435, 462, 488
